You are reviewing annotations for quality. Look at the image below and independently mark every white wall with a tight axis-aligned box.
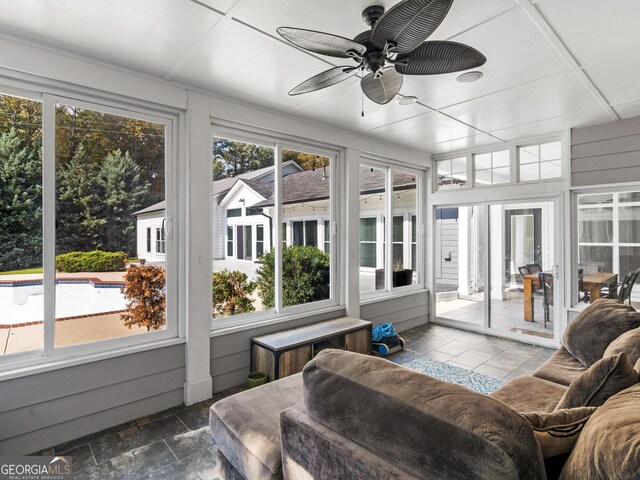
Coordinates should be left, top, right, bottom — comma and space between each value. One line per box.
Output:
136, 213, 166, 263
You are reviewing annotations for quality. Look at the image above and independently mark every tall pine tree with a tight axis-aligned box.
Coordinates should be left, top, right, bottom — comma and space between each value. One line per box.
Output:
0, 129, 42, 271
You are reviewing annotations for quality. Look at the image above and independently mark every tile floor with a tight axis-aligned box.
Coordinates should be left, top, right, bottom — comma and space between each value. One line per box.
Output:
35, 323, 556, 480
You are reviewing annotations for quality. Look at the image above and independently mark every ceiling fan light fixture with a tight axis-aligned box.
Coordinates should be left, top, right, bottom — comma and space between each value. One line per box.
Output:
397, 96, 417, 105
456, 71, 483, 83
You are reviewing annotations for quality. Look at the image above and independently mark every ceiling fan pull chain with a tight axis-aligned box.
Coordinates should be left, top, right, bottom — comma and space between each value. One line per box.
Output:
361, 88, 365, 117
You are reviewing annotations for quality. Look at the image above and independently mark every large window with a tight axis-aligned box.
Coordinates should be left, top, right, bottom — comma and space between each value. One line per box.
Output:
212, 136, 336, 324
578, 190, 640, 302
359, 163, 422, 294
0, 91, 173, 361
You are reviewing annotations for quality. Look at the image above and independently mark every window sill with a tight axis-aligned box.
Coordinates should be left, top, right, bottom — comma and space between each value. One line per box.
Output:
360, 287, 429, 306
211, 304, 346, 337
0, 337, 185, 382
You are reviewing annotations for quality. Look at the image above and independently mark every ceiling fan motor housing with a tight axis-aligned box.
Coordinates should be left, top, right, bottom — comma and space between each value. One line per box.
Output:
362, 5, 385, 27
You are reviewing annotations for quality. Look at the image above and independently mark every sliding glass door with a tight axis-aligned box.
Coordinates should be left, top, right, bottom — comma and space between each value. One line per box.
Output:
434, 198, 560, 343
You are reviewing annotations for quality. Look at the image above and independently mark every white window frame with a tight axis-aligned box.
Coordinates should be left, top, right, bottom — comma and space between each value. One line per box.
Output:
0, 87, 179, 373
360, 158, 426, 300
211, 125, 342, 333
517, 141, 563, 183
473, 149, 511, 187
435, 156, 468, 191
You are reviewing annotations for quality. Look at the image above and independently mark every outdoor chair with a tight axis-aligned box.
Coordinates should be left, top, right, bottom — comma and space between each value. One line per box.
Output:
517, 265, 530, 279
617, 268, 640, 305
537, 272, 554, 329
527, 263, 542, 274
578, 268, 589, 303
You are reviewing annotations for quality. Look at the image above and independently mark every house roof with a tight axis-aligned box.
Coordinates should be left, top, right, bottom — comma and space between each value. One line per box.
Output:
134, 200, 166, 216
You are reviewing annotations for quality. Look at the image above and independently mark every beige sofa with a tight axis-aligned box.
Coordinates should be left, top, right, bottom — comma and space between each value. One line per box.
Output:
210, 299, 640, 479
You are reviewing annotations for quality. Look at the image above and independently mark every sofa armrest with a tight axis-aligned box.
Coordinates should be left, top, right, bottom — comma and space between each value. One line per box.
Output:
303, 350, 545, 480
280, 408, 418, 480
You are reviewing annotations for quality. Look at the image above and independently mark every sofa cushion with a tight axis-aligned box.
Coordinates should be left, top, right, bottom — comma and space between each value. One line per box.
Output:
603, 327, 640, 366
562, 299, 640, 367
209, 373, 304, 480
490, 376, 568, 413
304, 349, 546, 480
636, 356, 640, 377
520, 407, 597, 458
559, 384, 640, 480
555, 353, 638, 409
532, 347, 587, 386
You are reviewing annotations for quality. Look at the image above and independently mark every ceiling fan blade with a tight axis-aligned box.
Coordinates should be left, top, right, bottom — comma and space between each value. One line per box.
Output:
361, 69, 404, 105
289, 66, 359, 95
277, 27, 367, 58
371, 0, 453, 54
395, 41, 486, 75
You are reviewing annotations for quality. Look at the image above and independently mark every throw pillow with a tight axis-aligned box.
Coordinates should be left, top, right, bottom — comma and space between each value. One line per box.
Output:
555, 353, 638, 409
520, 407, 597, 458
559, 384, 640, 480
562, 299, 640, 367
603, 328, 640, 366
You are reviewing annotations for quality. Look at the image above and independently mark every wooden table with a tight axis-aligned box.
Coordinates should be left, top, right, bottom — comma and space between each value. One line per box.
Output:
251, 317, 372, 381
523, 272, 618, 322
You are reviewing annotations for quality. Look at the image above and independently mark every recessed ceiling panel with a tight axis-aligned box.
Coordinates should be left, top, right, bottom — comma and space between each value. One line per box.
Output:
170, 19, 335, 112
432, 133, 500, 154
193, 0, 240, 15
583, 48, 640, 106
401, 7, 569, 110
0, 0, 223, 78
487, 108, 610, 142
427, 0, 517, 40
613, 99, 640, 120
535, 0, 640, 67
441, 71, 604, 133
365, 111, 481, 151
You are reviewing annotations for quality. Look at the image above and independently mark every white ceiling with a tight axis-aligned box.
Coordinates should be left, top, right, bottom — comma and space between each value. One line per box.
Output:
0, 0, 639, 154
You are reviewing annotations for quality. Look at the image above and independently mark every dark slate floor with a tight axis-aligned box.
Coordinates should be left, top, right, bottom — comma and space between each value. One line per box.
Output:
35, 324, 555, 479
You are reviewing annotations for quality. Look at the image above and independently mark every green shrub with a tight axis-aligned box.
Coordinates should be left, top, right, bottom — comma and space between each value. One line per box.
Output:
55, 250, 127, 272
256, 245, 330, 309
212, 270, 256, 317
121, 265, 166, 331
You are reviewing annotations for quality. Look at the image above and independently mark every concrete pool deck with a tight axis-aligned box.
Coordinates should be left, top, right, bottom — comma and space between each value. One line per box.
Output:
1, 312, 148, 356
0, 271, 127, 282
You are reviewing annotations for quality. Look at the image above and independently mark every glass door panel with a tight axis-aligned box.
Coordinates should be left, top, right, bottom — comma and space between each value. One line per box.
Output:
435, 206, 485, 327
488, 201, 556, 340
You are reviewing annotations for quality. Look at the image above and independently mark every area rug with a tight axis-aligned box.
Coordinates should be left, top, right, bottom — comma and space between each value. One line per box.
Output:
397, 356, 504, 395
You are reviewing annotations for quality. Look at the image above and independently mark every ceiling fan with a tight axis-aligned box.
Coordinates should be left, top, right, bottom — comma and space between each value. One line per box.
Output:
277, 0, 486, 105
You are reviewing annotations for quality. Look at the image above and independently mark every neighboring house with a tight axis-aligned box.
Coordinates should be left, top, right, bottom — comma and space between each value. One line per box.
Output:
134, 164, 418, 272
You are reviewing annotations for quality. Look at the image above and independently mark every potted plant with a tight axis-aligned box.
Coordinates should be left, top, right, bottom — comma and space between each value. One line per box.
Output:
375, 257, 413, 289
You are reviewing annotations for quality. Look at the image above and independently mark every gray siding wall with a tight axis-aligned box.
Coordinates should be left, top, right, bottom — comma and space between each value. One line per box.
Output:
360, 291, 429, 332
572, 115, 640, 186
437, 219, 459, 283
0, 343, 185, 455
210, 309, 346, 393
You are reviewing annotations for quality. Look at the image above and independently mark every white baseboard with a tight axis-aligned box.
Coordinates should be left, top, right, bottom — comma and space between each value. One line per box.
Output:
184, 376, 213, 405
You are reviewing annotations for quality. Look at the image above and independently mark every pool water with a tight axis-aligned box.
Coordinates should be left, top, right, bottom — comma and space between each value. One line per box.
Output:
0, 283, 127, 325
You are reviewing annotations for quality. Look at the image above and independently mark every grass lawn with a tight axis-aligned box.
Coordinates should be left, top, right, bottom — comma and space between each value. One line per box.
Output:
0, 267, 43, 275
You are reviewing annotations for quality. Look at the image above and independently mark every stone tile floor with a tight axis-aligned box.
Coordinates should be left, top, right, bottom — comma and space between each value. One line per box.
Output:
34, 323, 556, 479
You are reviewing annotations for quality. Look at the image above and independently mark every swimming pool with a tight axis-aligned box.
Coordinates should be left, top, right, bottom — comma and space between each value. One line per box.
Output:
0, 280, 127, 325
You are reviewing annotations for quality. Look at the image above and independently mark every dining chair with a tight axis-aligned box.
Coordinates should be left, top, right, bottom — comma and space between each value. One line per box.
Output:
518, 265, 530, 278
617, 269, 640, 305
538, 272, 554, 329
578, 268, 589, 303
527, 263, 542, 274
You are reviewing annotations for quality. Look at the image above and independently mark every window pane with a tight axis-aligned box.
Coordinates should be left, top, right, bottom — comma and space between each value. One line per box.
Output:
540, 161, 561, 179
393, 170, 417, 288
579, 194, 613, 205
579, 246, 613, 273
492, 167, 510, 184
540, 141, 561, 161
519, 145, 539, 164
619, 206, 640, 243
579, 207, 613, 243
620, 246, 640, 277
475, 169, 492, 185
520, 163, 539, 182
475, 153, 491, 170
213, 136, 274, 318
619, 191, 640, 203
392, 216, 403, 242
280, 150, 331, 308
292, 221, 303, 246
324, 220, 330, 254
493, 150, 510, 168
451, 171, 467, 188
437, 159, 451, 175
55, 103, 166, 346
0, 94, 43, 356
360, 165, 385, 292
451, 157, 466, 174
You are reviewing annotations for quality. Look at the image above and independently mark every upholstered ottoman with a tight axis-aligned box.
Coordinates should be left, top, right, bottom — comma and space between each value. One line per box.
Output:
210, 373, 304, 480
